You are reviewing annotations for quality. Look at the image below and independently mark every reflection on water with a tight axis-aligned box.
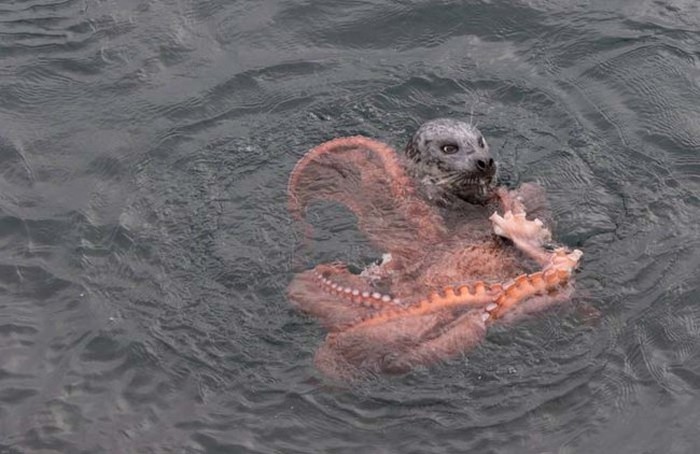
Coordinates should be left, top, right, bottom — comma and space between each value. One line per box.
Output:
0, 0, 698, 452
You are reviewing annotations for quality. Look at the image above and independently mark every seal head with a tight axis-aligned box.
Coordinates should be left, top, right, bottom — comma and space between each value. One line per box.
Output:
404, 118, 496, 205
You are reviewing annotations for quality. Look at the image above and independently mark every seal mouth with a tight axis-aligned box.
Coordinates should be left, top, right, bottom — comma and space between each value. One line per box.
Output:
434, 172, 495, 204
457, 177, 495, 204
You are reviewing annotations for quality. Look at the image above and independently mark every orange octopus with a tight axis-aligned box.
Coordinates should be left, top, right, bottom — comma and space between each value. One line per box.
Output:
287, 119, 582, 381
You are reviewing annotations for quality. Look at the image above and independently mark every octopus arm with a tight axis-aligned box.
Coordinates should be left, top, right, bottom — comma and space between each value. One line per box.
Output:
287, 136, 447, 266
287, 263, 397, 331
487, 200, 584, 318
382, 310, 487, 373
314, 310, 487, 380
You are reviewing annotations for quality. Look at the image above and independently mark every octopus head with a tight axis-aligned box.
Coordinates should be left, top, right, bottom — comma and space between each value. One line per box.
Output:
404, 118, 496, 204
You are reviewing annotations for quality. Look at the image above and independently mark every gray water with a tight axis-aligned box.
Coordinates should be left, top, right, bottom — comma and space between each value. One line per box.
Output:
0, 0, 698, 452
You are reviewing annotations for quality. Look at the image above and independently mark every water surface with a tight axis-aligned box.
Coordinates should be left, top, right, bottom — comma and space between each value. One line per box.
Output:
0, 0, 698, 452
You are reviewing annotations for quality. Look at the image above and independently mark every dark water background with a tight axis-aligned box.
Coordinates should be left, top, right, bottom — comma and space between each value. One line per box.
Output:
0, 0, 698, 452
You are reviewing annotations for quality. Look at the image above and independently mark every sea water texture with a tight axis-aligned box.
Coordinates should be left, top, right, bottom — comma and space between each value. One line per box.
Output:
0, 0, 698, 452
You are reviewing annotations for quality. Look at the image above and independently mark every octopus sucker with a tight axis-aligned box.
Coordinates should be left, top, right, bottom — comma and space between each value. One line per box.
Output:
473, 281, 487, 295
443, 287, 457, 299
528, 272, 545, 288
357, 286, 496, 328
457, 285, 472, 296
287, 118, 583, 380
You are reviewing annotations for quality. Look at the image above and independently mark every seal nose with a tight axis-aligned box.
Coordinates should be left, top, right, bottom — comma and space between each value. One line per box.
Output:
475, 158, 495, 175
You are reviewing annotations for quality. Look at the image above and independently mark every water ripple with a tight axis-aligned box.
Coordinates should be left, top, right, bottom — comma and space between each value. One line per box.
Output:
0, 0, 699, 452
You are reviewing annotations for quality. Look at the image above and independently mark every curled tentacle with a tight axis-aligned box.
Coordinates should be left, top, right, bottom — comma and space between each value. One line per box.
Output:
288, 136, 414, 206
288, 136, 448, 265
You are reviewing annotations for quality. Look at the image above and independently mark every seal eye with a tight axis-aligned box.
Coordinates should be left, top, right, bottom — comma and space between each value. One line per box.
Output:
478, 136, 486, 148
441, 144, 459, 154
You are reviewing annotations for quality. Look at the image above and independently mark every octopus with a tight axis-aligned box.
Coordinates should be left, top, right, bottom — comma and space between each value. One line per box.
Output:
287, 118, 582, 381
